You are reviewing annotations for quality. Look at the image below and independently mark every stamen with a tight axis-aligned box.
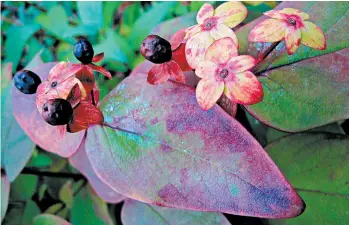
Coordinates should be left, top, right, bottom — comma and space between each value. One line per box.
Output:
219, 69, 229, 78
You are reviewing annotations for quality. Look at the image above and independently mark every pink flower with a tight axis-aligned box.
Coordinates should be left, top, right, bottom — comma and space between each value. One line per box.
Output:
249, 8, 326, 55
185, 2, 247, 69
195, 38, 263, 110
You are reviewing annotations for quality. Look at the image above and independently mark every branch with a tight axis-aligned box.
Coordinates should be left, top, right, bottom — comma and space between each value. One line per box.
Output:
20, 167, 86, 181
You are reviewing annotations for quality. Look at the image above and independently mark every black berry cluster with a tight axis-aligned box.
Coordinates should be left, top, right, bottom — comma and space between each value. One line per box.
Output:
140, 35, 172, 64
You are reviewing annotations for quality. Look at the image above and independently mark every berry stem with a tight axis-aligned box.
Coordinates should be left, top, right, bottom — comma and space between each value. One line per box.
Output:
19, 167, 86, 181
253, 41, 281, 75
91, 90, 96, 105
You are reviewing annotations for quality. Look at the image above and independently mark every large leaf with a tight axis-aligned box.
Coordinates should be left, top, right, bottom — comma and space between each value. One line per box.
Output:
85, 62, 304, 218
1, 63, 35, 181
69, 139, 125, 203
4, 24, 40, 72
10, 174, 38, 201
71, 185, 114, 225
246, 48, 349, 132
122, 199, 231, 225
129, 2, 176, 50
265, 132, 349, 225
11, 63, 85, 157
33, 214, 71, 225
235, 2, 349, 131
1, 174, 10, 222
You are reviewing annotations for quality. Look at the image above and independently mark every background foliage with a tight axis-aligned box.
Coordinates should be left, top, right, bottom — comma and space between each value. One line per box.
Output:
1, 1, 348, 225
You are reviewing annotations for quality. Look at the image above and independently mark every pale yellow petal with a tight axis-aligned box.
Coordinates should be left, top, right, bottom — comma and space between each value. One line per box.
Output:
215, 1, 247, 28
205, 37, 238, 65
210, 23, 239, 47
196, 77, 224, 110
195, 60, 218, 79
300, 21, 326, 50
185, 32, 214, 69
248, 19, 287, 42
196, 3, 214, 24
285, 26, 301, 55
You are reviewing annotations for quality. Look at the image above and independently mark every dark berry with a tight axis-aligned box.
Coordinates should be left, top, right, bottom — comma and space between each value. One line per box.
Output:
13, 70, 42, 94
42, 99, 73, 126
140, 35, 172, 64
74, 39, 94, 64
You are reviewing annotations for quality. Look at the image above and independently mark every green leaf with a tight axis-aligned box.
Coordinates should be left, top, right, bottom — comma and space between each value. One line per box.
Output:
29, 151, 53, 168
71, 185, 113, 225
4, 24, 40, 72
35, 5, 73, 43
1, 63, 35, 181
44, 203, 64, 214
265, 132, 349, 225
22, 200, 41, 225
120, 2, 142, 37
94, 29, 129, 64
10, 175, 38, 201
1, 174, 10, 222
77, 1, 103, 30
103, 2, 122, 28
33, 214, 71, 225
129, 2, 176, 50
122, 199, 231, 225
246, 48, 349, 132
59, 180, 73, 209
38, 184, 48, 201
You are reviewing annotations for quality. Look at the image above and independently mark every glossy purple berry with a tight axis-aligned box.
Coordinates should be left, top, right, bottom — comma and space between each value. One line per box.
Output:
140, 35, 172, 64
42, 99, 73, 126
13, 70, 41, 94
74, 39, 94, 64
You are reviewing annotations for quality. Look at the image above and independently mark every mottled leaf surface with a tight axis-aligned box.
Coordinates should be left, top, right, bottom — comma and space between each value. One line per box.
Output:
12, 63, 85, 157
1, 63, 35, 181
33, 214, 71, 225
122, 199, 231, 225
246, 48, 349, 132
85, 62, 304, 218
69, 140, 125, 203
265, 132, 349, 225
71, 185, 114, 225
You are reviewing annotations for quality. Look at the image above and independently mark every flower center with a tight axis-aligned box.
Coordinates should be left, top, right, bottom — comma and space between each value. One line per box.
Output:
51, 81, 57, 88
219, 69, 229, 78
203, 18, 217, 30
287, 18, 297, 26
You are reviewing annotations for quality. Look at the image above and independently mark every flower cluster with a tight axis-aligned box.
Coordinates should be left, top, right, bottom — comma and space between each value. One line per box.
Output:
139, 2, 326, 111
14, 39, 109, 135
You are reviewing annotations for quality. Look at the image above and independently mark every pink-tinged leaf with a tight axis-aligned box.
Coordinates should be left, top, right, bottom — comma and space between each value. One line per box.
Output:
75, 66, 95, 93
215, 1, 248, 28
167, 60, 185, 84
92, 53, 104, 63
148, 64, 170, 85
2, 63, 35, 181
68, 101, 104, 133
172, 43, 192, 72
196, 3, 214, 24
69, 140, 125, 203
84, 62, 304, 218
205, 37, 238, 65
248, 19, 287, 42
224, 71, 264, 105
300, 21, 326, 50
122, 199, 231, 225
210, 23, 239, 47
246, 48, 349, 132
196, 77, 224, 110
170, 29, 186, 51
12, 63, 85, 157
1, 174, 10, 222
227, 55, 256, 74
285, 26, 301, 55
89, 64, 112, 79
185, 31, 213, 69
33, 214, 71, 225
